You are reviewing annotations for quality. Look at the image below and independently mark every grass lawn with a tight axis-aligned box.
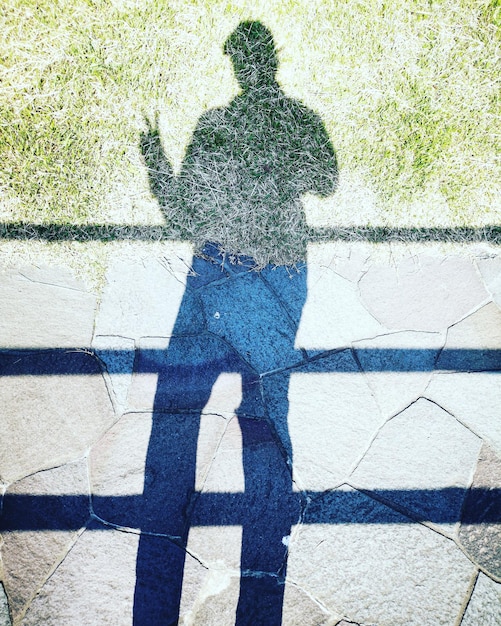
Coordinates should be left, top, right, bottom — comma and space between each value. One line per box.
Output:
1, 0, 500, 281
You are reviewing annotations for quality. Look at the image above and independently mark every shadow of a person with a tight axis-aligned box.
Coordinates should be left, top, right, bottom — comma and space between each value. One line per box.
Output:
134, 21, 338, 625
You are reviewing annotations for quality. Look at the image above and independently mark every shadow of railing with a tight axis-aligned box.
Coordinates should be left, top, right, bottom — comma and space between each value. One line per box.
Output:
2, 487, 501, 532
1, 222, 501, 243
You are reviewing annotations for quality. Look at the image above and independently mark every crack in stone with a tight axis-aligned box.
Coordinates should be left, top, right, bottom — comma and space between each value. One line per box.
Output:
454, 569, 480, 626
14, 523, 90, 625
17, 272, 86, 294
420, 395, 487, 443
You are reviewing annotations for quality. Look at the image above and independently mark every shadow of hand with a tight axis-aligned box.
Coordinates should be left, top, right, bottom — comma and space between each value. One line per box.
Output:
140, 114, 175, 212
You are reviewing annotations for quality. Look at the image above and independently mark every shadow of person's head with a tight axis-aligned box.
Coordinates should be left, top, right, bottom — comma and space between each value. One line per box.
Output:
224, 21, 278, 91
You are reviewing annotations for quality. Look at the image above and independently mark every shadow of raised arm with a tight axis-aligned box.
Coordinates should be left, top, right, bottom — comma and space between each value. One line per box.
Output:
140, 115, 176, 218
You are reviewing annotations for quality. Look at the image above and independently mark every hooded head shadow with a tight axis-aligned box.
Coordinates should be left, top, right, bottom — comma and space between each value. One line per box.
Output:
132, 20, 338, 624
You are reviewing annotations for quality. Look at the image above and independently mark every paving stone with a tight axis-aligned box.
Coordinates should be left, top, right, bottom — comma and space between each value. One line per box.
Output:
202, 272, 302, 374
22, 523, 141, 625
287, 487, 475, 626
125, 336, 170, 412
90, 411, 228, 531
459, 444, 501, 578
200, 416, 245, 493
92, 335, 135, 413
0, 459, 88, 621
0, 266, 96, 348
359, 255, 489, 331
475, 253, 501, 306
351, 398, 482, 533
94, 252, 191, 340
281, 582, 336, 625
307, 242, 370, 284
0, 350, 115, 482
425, 372, 501, 455
354, 330, 443, 418
264, 350, 384, 491
296, 263, 382, 350
460, 573, 501, 626
179, 526, 241, 624
185, 525, 242, 572
180, 565, 241, 626
0, 584, 11, 626
184, 565, 331, 626
436, 302, 501, 371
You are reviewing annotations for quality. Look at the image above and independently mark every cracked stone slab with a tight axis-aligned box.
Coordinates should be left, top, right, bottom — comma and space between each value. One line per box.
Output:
296, 262, 383, 350
90, 411, 230, 532
191, 416, 298, 568
461, 573, 501, 626
475, 253, 501, 307
459, 444, 501, 578
21, 523, 141, 625
0, 459, 89, 621
180, 566, 241, 626
181, 518, 334, 625
0, 266, 96, 348
288, 486, 475, 626
180, 526, 241, 624
281, 582, 336, 625
304, 242, 371, 284
92, 335, 136, 413
436, 302, 501, 371
359, 255, 489, 331
199, 416, 244, 493
354, 330, 443, 418
0, 350, 115, 482
264, 350, 384, 491
94, 250, 192, 341
425, 372, 501, 455
351, 398, 482, 534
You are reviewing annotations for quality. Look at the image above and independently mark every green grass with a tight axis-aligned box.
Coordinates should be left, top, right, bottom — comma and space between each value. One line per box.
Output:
1, 0, 500, 275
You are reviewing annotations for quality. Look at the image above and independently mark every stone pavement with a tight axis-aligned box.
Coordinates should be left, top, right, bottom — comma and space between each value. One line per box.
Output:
1, 241, 500, 625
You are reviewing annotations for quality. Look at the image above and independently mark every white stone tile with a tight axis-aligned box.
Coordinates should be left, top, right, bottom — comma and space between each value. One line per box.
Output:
0, 267, 96, 348
297, 262, 383, 350
351, 398, 482, 533
438, 302, 501, 358
426, 372, 501, 456
1, 460, 88, 621
461, 573, 501, 626
0, 355, 115, 483
94, 248, 192, 341
288, 372, 384, 491
200, 417, 244, 493
359, 255, 489, 331
92, 335, 136, 414
354, 330, 444, 418
287, 488, 474, 626
22, 527, 139, 626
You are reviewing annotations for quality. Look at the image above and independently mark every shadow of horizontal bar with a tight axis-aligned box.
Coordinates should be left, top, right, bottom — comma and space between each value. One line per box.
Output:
1, 489, 499, 531
1, 222, 501, 244
1, 348, 500, 375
